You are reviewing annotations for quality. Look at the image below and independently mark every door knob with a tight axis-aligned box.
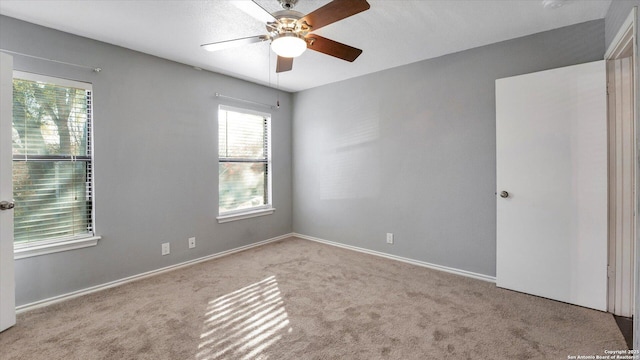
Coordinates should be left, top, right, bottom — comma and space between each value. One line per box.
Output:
0, 200, 15, 210
499, 191, 509, 198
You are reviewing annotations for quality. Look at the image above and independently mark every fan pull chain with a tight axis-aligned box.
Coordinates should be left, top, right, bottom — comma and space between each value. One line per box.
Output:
268, 45, 271, 89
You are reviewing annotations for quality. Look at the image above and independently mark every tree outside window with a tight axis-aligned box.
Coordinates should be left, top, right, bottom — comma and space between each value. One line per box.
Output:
12, 73, 94, 244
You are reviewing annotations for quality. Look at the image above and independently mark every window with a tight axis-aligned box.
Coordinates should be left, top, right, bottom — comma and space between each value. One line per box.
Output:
218, 105, 273, 222
12, 71, 98, 258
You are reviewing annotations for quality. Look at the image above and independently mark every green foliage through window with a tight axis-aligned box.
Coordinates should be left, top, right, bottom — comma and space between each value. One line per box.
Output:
12, 73, 94, 243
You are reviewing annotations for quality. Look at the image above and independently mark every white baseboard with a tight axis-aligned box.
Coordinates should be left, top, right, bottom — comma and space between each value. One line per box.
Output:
16, 233, 294, 313
17, 232, 495, 313
293, 233, 496, 283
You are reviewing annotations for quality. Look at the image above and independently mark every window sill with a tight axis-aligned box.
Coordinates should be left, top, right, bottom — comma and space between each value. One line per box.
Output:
217, 208, 275, 223
14, 235, 101, 260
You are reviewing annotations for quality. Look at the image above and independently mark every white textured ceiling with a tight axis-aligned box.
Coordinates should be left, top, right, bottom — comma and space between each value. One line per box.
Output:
0, 0, 611, 92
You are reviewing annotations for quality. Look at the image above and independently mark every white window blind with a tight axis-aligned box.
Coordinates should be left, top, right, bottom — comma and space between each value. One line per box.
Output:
12, 72, 95, 244
218, 106, 271, 215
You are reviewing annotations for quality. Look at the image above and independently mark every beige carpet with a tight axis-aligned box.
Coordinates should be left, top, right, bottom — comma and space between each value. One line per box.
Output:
0, 237, 627, 359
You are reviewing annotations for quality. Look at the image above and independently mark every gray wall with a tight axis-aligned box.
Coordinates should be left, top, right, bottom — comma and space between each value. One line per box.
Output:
292, 20, 605, 277
604, 0, 640, 349
0, 15, 293, 306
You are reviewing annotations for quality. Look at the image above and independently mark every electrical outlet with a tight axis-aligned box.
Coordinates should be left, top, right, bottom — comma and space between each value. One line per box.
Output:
386, 233, 394, 244
188, 237, 196, 249
162, 242, 170, 255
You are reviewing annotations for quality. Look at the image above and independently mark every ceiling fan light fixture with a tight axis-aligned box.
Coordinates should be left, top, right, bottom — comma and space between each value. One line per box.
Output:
271, 33, 307, 58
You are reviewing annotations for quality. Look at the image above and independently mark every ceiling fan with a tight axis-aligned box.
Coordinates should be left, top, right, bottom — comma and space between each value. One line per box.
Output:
201, 0, 370, 73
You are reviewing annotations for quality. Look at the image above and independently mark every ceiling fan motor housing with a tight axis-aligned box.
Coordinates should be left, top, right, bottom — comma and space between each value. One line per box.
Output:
267, 10, 310, 41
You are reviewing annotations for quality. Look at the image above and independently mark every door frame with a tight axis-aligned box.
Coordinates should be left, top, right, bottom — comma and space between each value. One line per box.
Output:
0, 52, 16, 332
605, 5, 638, 346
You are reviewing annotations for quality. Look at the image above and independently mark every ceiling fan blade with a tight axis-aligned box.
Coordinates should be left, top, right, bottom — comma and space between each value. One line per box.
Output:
276, 56, 293, 73
298, 0, 370, 32
306, 35, 362, 62
233, 0, 279, 24
201, 35, 269, 52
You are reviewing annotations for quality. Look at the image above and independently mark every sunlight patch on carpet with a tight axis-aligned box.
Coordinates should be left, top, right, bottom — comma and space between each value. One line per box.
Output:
196, 275, 292, 360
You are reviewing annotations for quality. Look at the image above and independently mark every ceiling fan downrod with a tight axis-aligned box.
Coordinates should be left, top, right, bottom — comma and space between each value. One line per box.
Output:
278, 0, 298, 10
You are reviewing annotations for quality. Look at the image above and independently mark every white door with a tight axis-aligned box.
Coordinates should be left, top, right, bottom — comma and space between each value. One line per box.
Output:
0, 52, 16, 332
496, 60, 608, 311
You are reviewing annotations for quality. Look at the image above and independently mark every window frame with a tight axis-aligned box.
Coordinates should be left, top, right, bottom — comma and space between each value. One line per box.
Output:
12, 71, 100, 259
216, 105, 274, 223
